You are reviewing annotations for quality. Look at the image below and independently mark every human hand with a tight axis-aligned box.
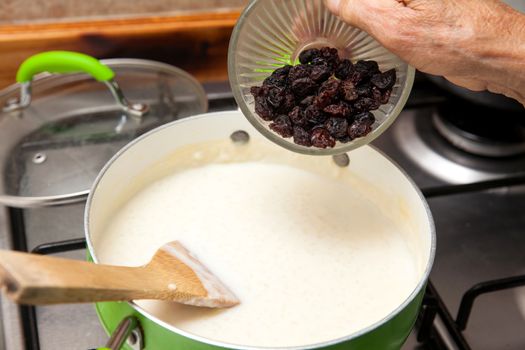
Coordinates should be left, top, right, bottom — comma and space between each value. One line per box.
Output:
324, 0, 525, 105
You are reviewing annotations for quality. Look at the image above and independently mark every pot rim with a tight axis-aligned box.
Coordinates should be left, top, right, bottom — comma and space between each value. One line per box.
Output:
85, 111, 436, 350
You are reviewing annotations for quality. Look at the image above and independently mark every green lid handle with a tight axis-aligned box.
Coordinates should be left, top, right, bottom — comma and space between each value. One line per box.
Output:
5, 51, 148, 118
16, 51, 115, 83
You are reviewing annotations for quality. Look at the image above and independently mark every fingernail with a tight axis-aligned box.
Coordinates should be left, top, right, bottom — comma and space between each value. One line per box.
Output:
325, 0, 342, 14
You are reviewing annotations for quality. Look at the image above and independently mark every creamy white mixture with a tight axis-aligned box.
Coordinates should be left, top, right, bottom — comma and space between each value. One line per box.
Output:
95, 146, 420, 348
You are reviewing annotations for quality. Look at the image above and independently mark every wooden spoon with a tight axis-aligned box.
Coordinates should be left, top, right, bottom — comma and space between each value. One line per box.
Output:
0, 241, 239, 308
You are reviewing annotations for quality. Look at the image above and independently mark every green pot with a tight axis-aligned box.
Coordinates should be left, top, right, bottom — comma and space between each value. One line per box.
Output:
94, 288, 425, 350
85, 111, 435, 350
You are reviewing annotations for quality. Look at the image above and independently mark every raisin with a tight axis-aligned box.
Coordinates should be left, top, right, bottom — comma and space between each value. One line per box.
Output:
254, 99, 275, 121
272, 65, 292, 78
252, 86, 264, 97
350, 70, 368, 85
353, 97, 380, 113
337, 135, 351, 143
348, 112, 376, 140
299, 49, 321, 64
266, 86, 285, 109
293, 126, 312, 146
288, 65, 312, 82
263, 65, 292, 87
263, 76, 282, 88
251, 86, 275, 121
356, 82, 372, 97
348, 122, 372, 140
279, 91, 296, 113
323, 102, 352, 118
368, 97, 381, 111
355, 111, 376, 125
341, 80, 359, 102
291, 77, 317, 98
289, 106, 308, 127
315, 78, 341, 108
319, 47, 340, 69
312, 92, 334, 109
250, 86, 263, 100
335, 59, 354, 80
311, 57, 328, 66
350, 60, 380, 85
371, 86, 381, 100
310, 64, 332, 83
371, 69, 396, 90
381, 88, 392, 104
311, 127, 336, 148
319, 78, 341, 98
300, 95, 315, 106
305, 104, 327, 124
325, 117, 349, 138
320, 47, 339, 60
265, 86, 294, 113
270, 115, 293, 138
372, 86, 392, 104
355, 60, 380, 76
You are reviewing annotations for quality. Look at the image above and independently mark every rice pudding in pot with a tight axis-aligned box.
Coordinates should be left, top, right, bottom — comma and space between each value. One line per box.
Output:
93, 138, 425, 348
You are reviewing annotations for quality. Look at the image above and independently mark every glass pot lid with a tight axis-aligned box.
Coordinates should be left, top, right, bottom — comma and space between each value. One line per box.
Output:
0, 51, 207, 208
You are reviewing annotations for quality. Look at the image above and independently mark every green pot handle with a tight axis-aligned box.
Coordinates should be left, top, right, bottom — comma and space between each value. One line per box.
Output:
16, 51, 115, 83
4, 51, 148, 117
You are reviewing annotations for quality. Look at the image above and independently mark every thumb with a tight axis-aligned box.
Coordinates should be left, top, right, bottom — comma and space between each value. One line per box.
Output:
324, 0, 343, 15
324, 0, 365, 28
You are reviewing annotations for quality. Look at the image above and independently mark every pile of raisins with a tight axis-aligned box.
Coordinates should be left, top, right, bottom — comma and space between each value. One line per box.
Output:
250, 47, 396, 148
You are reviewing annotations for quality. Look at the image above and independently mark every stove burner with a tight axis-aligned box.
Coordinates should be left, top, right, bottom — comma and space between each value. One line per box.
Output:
433, 102, 525, 157
394, 109, 525, 184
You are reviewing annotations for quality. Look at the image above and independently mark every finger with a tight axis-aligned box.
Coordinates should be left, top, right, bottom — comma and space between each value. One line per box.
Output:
324, 0, 405, 32
324, 0, 367, 29
445, 76, 487, 92
324, 0, 343, 16
486, 82, 525, 105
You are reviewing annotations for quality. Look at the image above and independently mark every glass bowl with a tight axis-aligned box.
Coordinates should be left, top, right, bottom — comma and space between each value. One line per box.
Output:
228, 0, 415, 156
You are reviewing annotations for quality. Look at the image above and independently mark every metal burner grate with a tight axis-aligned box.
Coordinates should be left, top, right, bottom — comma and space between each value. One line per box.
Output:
19, 238, 525, 350
7, 172, 525, 350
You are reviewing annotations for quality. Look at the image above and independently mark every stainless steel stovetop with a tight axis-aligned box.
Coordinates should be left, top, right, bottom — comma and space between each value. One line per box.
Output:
1, 78, 525, 350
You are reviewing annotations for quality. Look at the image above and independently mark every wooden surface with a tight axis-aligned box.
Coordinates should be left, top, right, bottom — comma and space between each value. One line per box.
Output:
0, 0, 247, 24
0, 10, 241, 89
0, 241, 238, 307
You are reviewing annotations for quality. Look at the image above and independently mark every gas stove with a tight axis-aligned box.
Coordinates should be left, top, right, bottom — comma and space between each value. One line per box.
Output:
1, 76, 525, 350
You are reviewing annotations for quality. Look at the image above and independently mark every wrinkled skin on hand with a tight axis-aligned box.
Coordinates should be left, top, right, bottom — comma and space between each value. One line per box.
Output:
324, 0, 525, 105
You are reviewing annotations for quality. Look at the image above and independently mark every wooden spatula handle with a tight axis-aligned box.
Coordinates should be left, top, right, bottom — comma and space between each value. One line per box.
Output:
0, 250, 163, 305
